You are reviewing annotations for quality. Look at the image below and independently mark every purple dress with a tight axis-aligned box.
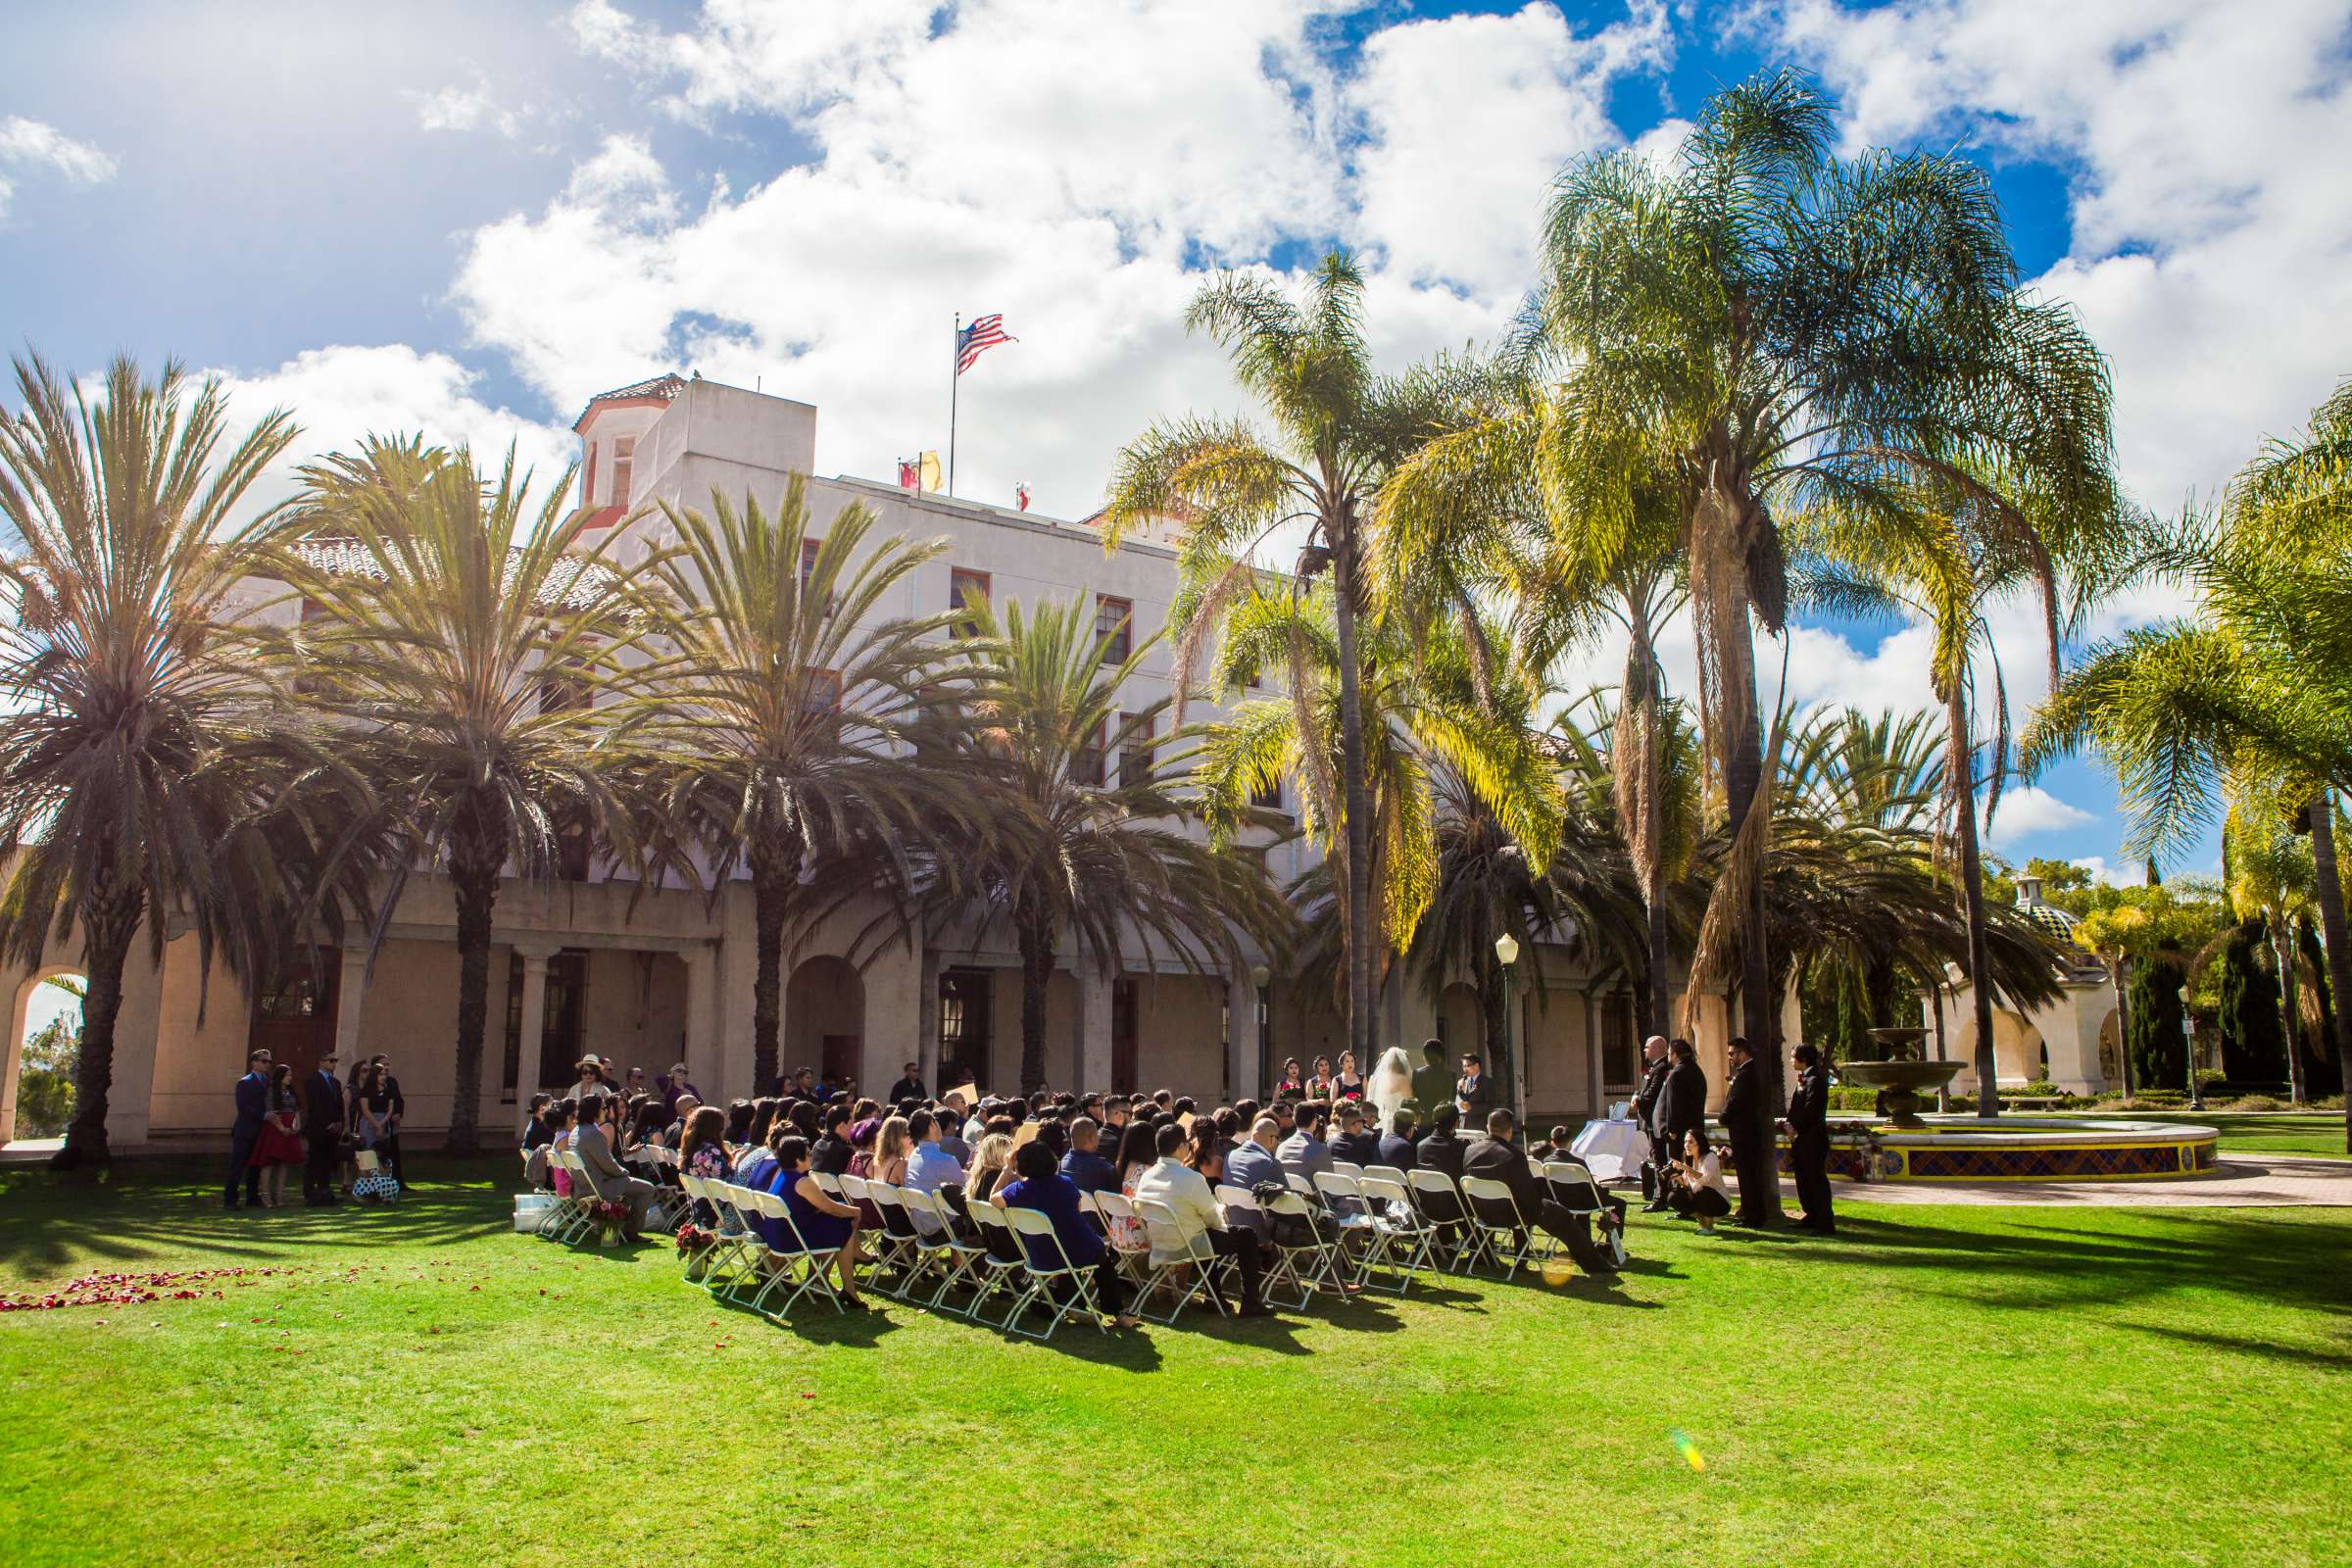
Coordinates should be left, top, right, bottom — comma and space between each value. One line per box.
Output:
772, 1167, 851, 1250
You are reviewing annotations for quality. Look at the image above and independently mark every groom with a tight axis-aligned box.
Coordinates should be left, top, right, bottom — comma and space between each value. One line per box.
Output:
224, 1050, 270, 1210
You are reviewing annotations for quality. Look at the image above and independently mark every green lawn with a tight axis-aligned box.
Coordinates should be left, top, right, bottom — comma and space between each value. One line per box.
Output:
3, 1158, 2347, 1568
2011, 1109, 2352, 1159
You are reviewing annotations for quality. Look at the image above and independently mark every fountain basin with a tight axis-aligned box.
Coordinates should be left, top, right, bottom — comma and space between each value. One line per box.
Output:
1835, 1058, 1964, 1128
1750, 1115, 2223, 1182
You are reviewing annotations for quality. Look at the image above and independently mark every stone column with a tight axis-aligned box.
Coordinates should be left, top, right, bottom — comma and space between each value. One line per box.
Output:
1078, 964, 1114, 1093
514, 944, 558, 1097
683, 943, 717, 1084
334, 946, 370, 1065
1227, 972, 1260, 1104
916, 946, 942, 1097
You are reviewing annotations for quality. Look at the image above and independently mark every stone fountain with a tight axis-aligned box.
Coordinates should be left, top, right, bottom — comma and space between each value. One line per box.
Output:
1836, 1027, 1963, 1129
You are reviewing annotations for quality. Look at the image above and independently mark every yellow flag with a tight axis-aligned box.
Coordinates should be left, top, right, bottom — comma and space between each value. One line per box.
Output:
919, 451, 943, 492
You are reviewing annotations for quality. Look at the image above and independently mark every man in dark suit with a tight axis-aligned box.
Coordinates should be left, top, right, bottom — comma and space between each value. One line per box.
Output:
1461, 1109, 1620, 1274
1377, 1107, 1419, 1171
1632, 1035, 1673, 1207
1414, 1103, 1465, 1180
1719, 1037, 1774, 1227
1057, 1115, 1118, 1194
225, 1050, 270, 1209
1328, 1101, 1382, 1167
301, 1053, 346, 1206
1782, 1042, 1835, 1234
887, 1061, 926, 1110
1653, 1037, 1708, 1212
809, 1102, 856, 1176
1409, 1040, 1452, 1120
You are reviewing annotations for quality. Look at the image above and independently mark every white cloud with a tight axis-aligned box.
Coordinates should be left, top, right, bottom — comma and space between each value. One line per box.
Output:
2067, 855, 2146, 889
1758, 0, 2352, 514
209, 345, 578, 520
411, 74, 523, 138
568, 0, 937, 120
1980, 783, 2095, 849
563, 132, 675, 224
0, 115, 117, 219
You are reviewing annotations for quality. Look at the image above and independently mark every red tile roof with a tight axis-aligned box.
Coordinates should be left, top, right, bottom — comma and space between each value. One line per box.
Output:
570, 372, 687, 432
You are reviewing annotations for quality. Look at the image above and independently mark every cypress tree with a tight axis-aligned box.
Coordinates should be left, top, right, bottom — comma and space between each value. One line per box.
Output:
2128, 949, 2187, 1092
2219, 917, 2287, 1083
2299, 913, 2342, 1096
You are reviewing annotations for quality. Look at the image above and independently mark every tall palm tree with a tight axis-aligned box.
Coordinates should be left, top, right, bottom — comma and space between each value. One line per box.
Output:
0, 354, 368, 1165
632, 477, 959, 1095
952, 596, 1288, 1093
1791, 466, 2128, 1114
265, 437, 654, 1154
1530, 70, 2115, 1102
1103, 252, 1456, 1068
2028, 379, 2352, 1148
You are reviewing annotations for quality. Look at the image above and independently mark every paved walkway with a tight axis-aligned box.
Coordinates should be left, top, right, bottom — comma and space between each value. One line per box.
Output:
1819, 1153, 2352, 1208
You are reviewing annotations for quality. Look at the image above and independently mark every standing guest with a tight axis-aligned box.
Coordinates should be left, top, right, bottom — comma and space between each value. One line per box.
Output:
656, 1061, 701, 1118
993, 1141, 1142, 1329
1328, 1101, 1381, 1168
1720, 1037, 1773, 1228
767, 1136, 868, 1308
1781, 1043, 1836, 1234
1277, 1102, 1333, 1181
1632, 1035, 1673, 1207
809, 1104, 856, 1175
1462, 1108, 1622, 1274
1306, 1054, 1338, 1100
354, 1063, 403, 1188
1416, 1103, 1465, 1181
1377, 1107, 1419, 1171
887, 1061, 927, 1110
1410, 1040, 1453, 1120
302, 1053, 347, 1206
569, 1056, 605, 1103
1130, 1123, 1274, 1316
622, 1066, 648, 1103
247, 1063, 305, 1208
1666, 1129, 1731, 1233
367, 1055, 408, 1186
1653, 1037, 1709, 1213
1454, 1054, 1494, 1118
1335, 1050, 1365, 1099
1058, 1116, 1118, 1195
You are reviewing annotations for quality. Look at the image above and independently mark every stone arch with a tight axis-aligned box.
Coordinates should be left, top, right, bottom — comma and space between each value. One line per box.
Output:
3, 965, 87, 1147
1989, 1006, 2046, 1085
784, 956, 864, 1092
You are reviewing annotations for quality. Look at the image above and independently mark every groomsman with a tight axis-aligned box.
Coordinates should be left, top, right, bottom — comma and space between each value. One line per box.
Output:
224, 1050, 270, 1209
302, 1053, 346, 1205
1783, 1043, 1835, 1235
1633, 1035, 1672, 1206
1719, 1037, 1774, 1228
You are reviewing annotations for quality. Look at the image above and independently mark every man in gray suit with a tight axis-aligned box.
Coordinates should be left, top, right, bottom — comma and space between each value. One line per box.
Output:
572, 1094, 658, 1238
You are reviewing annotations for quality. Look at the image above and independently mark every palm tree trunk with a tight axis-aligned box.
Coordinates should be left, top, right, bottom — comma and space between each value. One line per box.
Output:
2108, 956, 2134, 1097
1329, 517, 1377, 1068
1644, 895, 1671, 1045
1016, 903, 1054, 1094
749, 850, 790, 1098
2306, 794, 2352, 1152
2269, 906, 2306, 1106
1948, 693, 1998, 1118
55, 881, 143, 1167
446, 814, 503, 1157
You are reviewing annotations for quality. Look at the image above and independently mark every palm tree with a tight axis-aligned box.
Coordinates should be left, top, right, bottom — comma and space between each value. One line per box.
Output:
2028, 379, 2352, 1148
1103, 252, 1456, 1068
265, 437, 655, 1154
632, 477, 959, 1094
2224, 799, 2318, 1102
1790, 466, 2128, 1114
952, 596, 1288, 1093
0, 355, 368, 1165
1529, 70, 2116, 1096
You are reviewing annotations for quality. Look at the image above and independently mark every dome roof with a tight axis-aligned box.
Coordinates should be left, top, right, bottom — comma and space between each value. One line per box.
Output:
2020, 900, 2080, 941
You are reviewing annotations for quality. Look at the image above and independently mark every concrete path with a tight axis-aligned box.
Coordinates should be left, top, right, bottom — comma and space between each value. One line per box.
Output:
1818, 1153, 2352, 1208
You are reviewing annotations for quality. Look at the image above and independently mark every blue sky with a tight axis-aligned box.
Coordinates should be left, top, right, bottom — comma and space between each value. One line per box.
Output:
5, 0, 2349, 907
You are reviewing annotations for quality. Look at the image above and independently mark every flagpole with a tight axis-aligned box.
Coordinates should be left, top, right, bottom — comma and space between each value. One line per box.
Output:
948, 313, 959, 498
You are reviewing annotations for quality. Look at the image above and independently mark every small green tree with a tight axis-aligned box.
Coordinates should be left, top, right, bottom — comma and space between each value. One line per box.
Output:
12, 1011, 78, 1140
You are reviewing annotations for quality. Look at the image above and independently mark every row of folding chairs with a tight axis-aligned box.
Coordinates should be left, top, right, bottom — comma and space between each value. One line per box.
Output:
1275, 1157, 1625, 1283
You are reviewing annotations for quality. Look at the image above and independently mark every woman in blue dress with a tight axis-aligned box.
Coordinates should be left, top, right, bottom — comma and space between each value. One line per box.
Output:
768, 1136, 867, 1307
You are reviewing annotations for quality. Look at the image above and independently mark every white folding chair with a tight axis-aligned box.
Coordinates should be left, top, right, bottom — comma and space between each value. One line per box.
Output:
1406, 1167, 1487, 1273
719, 1185, 776, 1308
1131, 1199, 1234, 1324
1361, 1163, 1409, 1190
1330, 1159, 1367, 1182
555, 1152, 602, 1245
1265, 1190, 1349, 1303
865, 1182, 927, 1299
1091, 1190, 1153, 1290
965, 1203, 1031, 1329
679, 1174, 751, 1293
1459, 1175, 1556, 1275
1311, 1169, 1380, 1286
902, 1188, 984, 1308
1356, 1173, 1436, 1291
1217, 1184, 1304, 1310
740, 1188, 847, 1317
1003, 1207, 1110, 1340
1544, 1158, 1628, 1268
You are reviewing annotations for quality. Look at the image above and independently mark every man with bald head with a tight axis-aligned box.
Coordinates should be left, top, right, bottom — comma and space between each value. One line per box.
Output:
1633, 1034, 1674, 1209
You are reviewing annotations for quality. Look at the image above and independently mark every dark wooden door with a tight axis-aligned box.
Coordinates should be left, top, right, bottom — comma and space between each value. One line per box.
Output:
1111, 977, 1139, 1095
822, 1034, 861, 1090
937, 968, 993, 1092
249, 950, 340, 1079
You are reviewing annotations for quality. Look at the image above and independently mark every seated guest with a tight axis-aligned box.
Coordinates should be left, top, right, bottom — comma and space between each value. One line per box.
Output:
1210, 1106, 1243, 1153
902, 1109, 965, 1235
663, 1094, 701, 1149
1033, 1118, 1071, 1161
1462, 1109, 1623, 1272
575, 1092, 661, 1239
521, 1095, 559, 1187
966, 1132, 1014, 1201
1129, 1123, 1273, 1317
1328, 1101, 1381, 1168
765, 1136, 867, 1307
1666, 1129, 1732, 1233
1059, 1116, 1118, 1195
738, 1115, 790, 1194
809, 1103, 856, 1176
1377, 1107, 1418, 1171
724, 1099, 757, 1147
1270, 1101, 1297, 1138
1416, 1103, 1465, 1180
1277, 1102, 1333, 1182
936, 1102, 973, 1165
1530, 1124, 1575, 1164
1225, 1116, 1286, 1197
1102, 1096, 1133, 1137
733, 1101, 780, 1176
993, 1141, 1141, 1330
678, 1105, 732, 1181
868, 1115, 912, 1186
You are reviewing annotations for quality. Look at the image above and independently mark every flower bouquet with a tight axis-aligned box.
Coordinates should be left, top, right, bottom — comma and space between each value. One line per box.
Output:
674, 1222, 718, 1279
588, 1199, 632, 1247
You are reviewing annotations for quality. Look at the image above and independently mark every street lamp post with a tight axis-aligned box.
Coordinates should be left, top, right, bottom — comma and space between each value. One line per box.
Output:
1250, 962, 1271, 1101
2179, 984, 2203, 1111
1494, 933, 1523, 1129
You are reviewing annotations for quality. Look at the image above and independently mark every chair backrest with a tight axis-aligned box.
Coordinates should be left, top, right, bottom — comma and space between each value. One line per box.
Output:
1543, 1159, 1606, 1213
1265, 1190, 1320, 1225
972, 1201, 1026, 1263
1406, 1167, 1466, 1222
899, 1186, 953, 1242
1284, 1172, 1316, 1198
1077, 1189, 1101, 1215
1133, 1197, 1211, 1262
1313, 1170, 1364, 1203
872, 1182, 921, 1239
1358, 1173, 1414, 1212
1213, 1183, 1257, 1211
1330, 1159, 1366, 1181
1361, 1163, 1408, 1188
811, 1171, 844, 1198
1093, 1190, 1137, 1221
1003, 1206, 1071, 1273
1458, 1174, 1525, 1229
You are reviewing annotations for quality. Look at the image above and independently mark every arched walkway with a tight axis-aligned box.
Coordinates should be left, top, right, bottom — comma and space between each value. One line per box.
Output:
785, 956, 864, 1092
3, 966, 86, 1147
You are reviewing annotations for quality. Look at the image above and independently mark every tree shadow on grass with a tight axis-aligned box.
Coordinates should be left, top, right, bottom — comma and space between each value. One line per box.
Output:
2129, 1322, 2352, 1371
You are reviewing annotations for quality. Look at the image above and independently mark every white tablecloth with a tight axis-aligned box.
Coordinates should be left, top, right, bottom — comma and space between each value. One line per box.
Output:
1570, 1118, 1650, 1183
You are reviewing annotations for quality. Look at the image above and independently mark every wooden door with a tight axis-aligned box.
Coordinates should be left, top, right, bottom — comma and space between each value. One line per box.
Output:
822, 1034, 860, 1091
1111, 977, 1139, 1095
249, 950, 341, 1079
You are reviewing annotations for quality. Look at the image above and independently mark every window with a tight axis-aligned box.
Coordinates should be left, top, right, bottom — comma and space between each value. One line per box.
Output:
950, 567, 990, 636
1600, 994, 1637, 1092
611, 435, 636, 508
1250, 772, 1284, 811
1073, 717, 1106, 787
506, 949, 588, 1094
537, 658, 590, 717
582, 446, 597, 510
1094, 595, 1133, 663
1118, 711, 1154, 788
801, 537, 822, 590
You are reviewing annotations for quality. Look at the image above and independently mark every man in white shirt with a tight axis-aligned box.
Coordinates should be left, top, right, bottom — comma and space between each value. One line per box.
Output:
1127, 1124, 1273, 1316
901, 1108, 965, 1237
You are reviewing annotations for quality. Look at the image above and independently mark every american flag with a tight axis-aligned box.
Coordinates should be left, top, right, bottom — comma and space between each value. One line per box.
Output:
956, 314, 1015, 374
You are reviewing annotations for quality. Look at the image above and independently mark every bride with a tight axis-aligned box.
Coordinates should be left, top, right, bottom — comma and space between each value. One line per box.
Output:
1365, 1047, 1413, 1133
